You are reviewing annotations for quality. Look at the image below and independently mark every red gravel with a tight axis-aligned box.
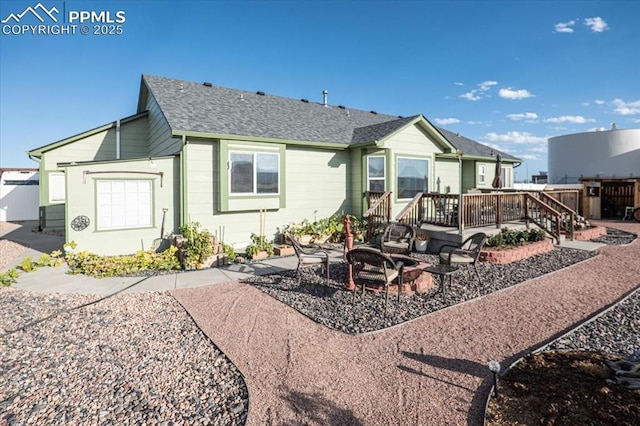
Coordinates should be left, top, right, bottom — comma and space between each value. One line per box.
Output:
171, 221, 640, 425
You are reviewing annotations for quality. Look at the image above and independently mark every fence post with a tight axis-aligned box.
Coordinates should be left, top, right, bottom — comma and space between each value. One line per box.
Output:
496, 193, 502, 228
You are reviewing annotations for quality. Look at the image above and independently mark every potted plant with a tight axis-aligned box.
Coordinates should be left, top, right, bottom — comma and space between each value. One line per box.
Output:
245, 233, 275, 260
414, 232, 429, 253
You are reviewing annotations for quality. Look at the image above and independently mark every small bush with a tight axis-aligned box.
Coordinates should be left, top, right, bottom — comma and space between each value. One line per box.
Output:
179, 222, 214, 269
18, 257, 37, 272
245, 233, 274, 259
486, 227, 548, 247
0, 268, 20, 287
66, 246, 181, 278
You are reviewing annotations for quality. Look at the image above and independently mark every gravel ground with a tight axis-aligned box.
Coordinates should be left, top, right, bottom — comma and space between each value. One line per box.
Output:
1, 225, 637, 425
0, 290, 248, 426
546, 286, 640, 356
0, 240, 27, 270
243, 247, 598, 334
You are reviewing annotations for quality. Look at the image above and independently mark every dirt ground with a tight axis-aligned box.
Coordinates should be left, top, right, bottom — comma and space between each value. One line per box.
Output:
486, 351, 640, 425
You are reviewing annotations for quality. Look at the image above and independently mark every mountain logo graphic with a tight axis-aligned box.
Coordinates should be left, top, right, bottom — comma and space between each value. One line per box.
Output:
1, 3, 59, 24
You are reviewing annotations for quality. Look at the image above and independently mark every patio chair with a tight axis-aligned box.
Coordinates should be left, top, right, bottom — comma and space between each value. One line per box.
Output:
380, 223, 416, 256
438, 232, 487, 286
284, 232, 330, 281
345, 247, 404, 315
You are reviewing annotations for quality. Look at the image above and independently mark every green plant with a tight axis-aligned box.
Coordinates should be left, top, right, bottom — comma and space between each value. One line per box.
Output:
18, 257, 37, 272
222, 242, 237, 261
0, 268, 20, 287
486, 227, 548, 247
179, 221, 214, 269
65, 246, 180, 278
245, 233, 274, 259
35, 251, 64, 268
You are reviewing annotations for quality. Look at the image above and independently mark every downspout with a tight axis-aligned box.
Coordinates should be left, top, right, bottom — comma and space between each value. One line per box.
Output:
180, 135, 187, 225
116, 119, 121, 159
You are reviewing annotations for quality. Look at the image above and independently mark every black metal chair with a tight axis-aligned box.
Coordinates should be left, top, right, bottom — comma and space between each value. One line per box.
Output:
284, 232, 330, 280
380, 223, 416, 256
345, 247, 404, 315
438, 232, 487, 286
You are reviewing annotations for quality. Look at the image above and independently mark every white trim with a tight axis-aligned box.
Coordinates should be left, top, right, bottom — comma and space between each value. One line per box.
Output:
367, 155, 386, 192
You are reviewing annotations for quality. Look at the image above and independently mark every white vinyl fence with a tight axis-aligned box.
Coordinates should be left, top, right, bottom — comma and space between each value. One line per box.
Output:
0, 170, 39, 221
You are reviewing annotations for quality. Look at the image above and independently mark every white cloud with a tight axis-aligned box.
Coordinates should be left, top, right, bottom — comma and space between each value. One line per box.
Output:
479, 81, 498, 91
520, 154, 540, 160
454, 82, 464, 86
612, 98, 640, 115
499, 88, 535, 100
631, 118, 640, 124
434, 117, 461, 125
584, 17, 609, 33
483, 131, 547, 144
506, 112, 538, 121
459, 80, 498, 101
543, 115, 595, 124
594, 99, 605, 105
467, 121, 484, 125
554, 20, 576, 33
460, 91, 481, 101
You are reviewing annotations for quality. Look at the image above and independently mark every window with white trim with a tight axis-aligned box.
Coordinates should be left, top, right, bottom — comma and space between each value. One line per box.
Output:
367, 156, 385, 192
97, 180, 152, 230
49, 172, 66, 203
230, 152, 279, 194
397, 157, 428, 199
478, 164, 486, 184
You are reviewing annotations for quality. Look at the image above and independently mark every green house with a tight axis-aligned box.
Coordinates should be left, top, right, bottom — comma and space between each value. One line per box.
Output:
27, 75, 521, 255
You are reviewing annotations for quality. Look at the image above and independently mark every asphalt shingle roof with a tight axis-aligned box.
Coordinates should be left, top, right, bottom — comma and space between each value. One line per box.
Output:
142, 75, 520, 161
437, 127, 519, 161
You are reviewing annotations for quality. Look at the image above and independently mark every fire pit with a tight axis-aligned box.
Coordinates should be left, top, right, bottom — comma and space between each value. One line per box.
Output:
389, 255, 434, 296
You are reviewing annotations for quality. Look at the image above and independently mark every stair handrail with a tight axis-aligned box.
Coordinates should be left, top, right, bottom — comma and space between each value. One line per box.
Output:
539, 192, 576, 240
363, 191, 392, 241
524, 193, 562, 243
395, 192, 424, 226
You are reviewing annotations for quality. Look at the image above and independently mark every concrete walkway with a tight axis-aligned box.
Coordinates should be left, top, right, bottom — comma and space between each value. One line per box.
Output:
1, 221, 345, 294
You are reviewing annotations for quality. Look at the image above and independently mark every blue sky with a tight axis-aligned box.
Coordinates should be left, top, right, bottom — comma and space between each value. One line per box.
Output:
1, 0, 638, 182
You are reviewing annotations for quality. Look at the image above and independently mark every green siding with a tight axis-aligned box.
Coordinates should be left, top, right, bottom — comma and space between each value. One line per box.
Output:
63, 157, 180, 255
434, 159, 460, 193
462, 160, 475, 192
185, 139, 352, 249
146, 92, 181, 156
378, 124, 442, 218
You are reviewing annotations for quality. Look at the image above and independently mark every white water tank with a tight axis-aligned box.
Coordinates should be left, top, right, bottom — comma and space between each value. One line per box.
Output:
548, 128, 640, 184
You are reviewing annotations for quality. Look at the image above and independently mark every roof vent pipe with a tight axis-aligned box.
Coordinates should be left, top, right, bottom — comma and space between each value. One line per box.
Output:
116, 119, 121, 160
322, 90, 328, 106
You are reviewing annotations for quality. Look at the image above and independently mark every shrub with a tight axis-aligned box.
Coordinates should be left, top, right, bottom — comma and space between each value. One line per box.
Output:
222, 242, 237, 261
278, 214, 366, 243
486, 227, 548, 247
245, 233, 274, 259
18, 257, 37, 272
66, 246, 180, 278
179, 222, 214, 269
0, 268, 20, 287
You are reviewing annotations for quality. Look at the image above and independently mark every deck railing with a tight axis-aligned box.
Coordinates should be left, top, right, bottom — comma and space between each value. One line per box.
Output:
396, 193, 459, 228
364, 191, 392, 240
461, 192, 525, 228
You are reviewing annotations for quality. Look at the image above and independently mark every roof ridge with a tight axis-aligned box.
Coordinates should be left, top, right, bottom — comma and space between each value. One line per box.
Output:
142, 74, 401, 120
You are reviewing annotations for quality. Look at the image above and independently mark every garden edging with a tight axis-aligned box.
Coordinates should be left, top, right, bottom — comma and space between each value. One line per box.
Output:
479, 238, 554, 264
